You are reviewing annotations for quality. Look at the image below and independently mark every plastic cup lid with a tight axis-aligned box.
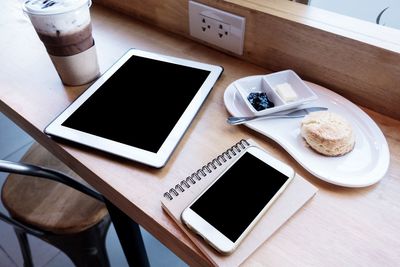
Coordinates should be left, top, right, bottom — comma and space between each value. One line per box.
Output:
23, 0, 91, 15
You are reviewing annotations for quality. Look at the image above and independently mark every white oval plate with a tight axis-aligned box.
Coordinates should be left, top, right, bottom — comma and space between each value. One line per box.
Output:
224, 75, 390, 187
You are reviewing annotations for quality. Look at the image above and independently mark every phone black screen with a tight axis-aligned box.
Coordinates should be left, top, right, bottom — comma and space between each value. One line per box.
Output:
62, 55, 211, 153
190, 152, 290, 242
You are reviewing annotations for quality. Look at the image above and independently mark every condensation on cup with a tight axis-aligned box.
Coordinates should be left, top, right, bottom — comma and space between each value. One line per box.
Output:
23, 0, 100, 86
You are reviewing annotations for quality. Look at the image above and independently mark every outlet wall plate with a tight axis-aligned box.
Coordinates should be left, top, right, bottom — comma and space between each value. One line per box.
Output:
188, 0, 246, 55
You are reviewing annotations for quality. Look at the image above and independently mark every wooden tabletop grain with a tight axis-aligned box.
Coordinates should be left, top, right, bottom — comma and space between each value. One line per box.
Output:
1, 1, 399, 266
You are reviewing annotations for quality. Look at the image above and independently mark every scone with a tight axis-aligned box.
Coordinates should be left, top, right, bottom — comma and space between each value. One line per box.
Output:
301, 111, 355, 156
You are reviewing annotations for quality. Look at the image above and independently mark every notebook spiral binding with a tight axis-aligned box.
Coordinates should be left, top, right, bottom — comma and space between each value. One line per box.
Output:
163, 139, 250, 201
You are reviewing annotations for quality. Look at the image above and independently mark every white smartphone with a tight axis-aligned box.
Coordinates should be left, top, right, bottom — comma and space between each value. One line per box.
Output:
181, 146, 294, 254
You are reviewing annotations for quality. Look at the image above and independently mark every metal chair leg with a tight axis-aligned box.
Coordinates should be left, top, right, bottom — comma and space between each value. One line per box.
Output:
14, 228, 34, 267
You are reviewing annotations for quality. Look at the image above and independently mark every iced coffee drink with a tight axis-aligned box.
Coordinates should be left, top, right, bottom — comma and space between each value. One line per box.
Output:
23, 0, 100, 85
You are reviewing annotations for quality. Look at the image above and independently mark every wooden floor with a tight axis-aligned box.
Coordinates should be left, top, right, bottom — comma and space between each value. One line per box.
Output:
0, 112, 188, 267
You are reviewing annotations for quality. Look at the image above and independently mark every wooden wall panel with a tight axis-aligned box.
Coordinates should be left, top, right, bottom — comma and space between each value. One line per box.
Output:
95, 0, 400, 120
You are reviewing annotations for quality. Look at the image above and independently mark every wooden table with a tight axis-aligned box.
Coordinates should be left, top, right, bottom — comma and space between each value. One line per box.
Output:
1, 1, 400, 266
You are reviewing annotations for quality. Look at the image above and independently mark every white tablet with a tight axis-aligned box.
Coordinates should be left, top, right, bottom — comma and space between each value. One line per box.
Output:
45, 49, 223, 168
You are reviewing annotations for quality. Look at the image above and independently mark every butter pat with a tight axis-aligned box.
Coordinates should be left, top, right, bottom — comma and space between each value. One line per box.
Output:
275, 82, 297, 102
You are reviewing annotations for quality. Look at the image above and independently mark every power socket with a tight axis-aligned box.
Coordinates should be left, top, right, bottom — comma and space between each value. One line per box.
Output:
189, 1, 246, 55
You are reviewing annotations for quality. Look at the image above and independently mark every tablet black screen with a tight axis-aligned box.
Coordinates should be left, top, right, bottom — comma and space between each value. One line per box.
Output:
62, 55, 211, 153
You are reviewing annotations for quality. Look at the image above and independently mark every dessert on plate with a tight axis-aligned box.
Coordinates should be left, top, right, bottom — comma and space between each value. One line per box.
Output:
301, 111, 355, 156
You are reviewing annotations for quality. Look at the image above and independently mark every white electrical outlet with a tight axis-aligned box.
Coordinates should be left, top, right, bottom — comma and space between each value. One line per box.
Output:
188, 1, 246, 55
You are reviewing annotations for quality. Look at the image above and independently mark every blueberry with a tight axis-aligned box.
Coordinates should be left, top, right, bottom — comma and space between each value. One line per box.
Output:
247, 92, 274, 111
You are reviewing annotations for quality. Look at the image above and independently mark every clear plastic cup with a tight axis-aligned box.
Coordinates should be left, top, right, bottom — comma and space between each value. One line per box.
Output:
23, 0, 100, 85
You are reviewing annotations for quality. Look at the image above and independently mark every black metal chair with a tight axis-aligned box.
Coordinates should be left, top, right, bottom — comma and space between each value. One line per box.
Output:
0, 143, 111, 267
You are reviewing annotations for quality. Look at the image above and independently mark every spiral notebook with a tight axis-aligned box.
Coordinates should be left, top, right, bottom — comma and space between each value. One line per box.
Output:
161, 139, 318, 266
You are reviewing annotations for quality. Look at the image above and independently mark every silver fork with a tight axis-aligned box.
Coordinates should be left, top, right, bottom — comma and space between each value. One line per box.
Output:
227, 107, 328, 125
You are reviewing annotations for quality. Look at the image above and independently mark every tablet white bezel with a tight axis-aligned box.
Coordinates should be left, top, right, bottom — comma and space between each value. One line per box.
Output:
45, 49, 223, 168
